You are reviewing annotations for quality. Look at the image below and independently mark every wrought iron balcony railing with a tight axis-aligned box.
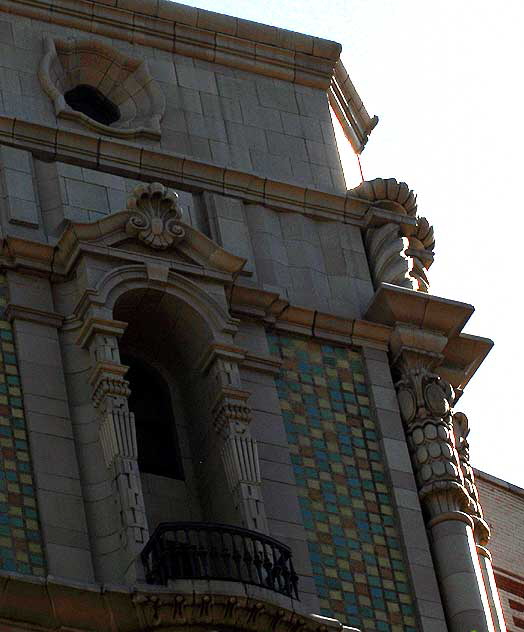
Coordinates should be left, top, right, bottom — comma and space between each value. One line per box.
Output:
141, 522, 299, 599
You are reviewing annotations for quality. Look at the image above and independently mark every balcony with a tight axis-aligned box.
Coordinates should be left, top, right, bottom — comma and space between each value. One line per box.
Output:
141, 522, 299, 599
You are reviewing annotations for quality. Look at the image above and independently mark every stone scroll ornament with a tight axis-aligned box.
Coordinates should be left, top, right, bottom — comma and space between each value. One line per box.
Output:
395, 367, 471, 519
453, 411, 491, 545
352, 178, 435, 292
126, 182, 185, 250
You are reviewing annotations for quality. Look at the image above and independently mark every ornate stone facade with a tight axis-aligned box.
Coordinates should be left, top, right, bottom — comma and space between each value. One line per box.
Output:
0, 0, 507, 631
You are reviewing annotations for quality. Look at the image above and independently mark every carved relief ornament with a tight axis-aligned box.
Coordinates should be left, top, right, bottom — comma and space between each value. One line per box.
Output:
352, 177, 435, 292
125, 182, 185, 250
396, 367, 470, 518
39, 37, 165, 139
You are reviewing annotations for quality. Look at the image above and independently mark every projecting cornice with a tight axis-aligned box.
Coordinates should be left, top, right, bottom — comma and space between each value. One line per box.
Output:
1, 0, 377, 147
3, 0, 339, 89
365, 283, 493, 395
0, 116, 395, 228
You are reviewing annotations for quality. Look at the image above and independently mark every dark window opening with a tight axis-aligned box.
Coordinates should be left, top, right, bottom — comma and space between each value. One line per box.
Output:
64, 84, 120, 126
124, 357, 184, 480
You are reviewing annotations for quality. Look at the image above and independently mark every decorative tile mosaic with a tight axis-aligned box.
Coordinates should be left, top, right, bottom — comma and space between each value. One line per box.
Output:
0, 274, 45, 576
268, 333, 416, 632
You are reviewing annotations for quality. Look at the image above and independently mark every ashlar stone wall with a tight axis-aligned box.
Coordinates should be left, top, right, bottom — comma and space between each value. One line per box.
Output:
0, 13, 345, 193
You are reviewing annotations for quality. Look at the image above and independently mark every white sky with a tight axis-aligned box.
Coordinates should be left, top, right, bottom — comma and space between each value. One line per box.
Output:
182, 1, 524, 487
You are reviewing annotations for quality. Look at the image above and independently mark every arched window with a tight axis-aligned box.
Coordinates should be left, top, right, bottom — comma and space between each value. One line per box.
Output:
124, 357, 184, 481
64, 84, 120, 126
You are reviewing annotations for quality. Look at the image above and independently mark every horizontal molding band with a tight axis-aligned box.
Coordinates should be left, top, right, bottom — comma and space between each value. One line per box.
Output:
0, 115, 398, 226
1, 0, 339, 89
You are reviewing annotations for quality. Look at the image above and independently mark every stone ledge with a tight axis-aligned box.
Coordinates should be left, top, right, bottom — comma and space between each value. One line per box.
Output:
0, 571, 360, 632
0, 117, 391, 228
2, 0, 341, 89
365, 283, 493, 394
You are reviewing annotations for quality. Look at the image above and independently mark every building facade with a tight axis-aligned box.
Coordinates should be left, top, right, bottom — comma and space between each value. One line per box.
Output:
0, 0, 511, 630
476, 470, 524, 631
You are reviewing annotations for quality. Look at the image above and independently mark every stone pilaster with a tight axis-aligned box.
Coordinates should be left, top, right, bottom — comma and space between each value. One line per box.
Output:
205, 350, 268, 533
78, 317, 148, 579
391, 324, 496, 632
453, 412, 507, 632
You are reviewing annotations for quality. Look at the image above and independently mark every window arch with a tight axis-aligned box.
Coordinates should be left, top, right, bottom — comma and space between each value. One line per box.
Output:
123, 356, 184, 481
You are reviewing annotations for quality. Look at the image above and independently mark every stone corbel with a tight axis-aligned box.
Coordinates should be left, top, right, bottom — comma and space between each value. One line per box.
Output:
77, 317, 148, 571
205, 349, 269, 533
352, 178, 435, 292
365, 217, 434, 292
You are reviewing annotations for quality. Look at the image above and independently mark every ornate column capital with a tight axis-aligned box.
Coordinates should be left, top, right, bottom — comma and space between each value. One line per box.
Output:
396, 365, 470, 519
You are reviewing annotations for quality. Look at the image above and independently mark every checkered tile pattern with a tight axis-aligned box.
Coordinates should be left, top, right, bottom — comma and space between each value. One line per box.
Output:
0, 274, 45, 576
268, 333, 416, 631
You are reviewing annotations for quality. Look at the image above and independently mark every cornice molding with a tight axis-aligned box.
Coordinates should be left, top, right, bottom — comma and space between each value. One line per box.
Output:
2, 0, 341, 89
365, 283, 493, 394
230, 284, 391, 351
0, 571, 359, 632
0, 117, 396, 228
5, 304, 64, 329
329, 60, 379, 154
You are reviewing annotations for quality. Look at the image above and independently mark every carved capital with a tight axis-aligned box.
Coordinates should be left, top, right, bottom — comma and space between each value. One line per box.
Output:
126, 182, 185, 249
396, 367, 469, 517
452, 411, 490, 544
213, 398, 252, 437
90, 363, 131, 409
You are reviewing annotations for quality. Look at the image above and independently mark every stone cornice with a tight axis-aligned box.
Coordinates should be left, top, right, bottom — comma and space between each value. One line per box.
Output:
0, 118, 399, 229
365, 283, 493, 394
2, 0, 341, 89
0, 571, 359, 632
5, 304, 64, 329
329, 60, 379, 154
230, 284, 391, 351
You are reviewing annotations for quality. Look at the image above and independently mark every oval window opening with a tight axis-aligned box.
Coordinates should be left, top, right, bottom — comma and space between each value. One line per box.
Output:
64, 84, 120, 126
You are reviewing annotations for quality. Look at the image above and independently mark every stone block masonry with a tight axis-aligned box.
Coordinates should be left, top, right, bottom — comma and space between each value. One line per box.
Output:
268, 333, 417, 632
0, 274, 45, 576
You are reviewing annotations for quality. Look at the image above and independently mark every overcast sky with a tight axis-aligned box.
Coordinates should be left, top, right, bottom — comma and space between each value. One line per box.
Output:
183, 0, 524, 487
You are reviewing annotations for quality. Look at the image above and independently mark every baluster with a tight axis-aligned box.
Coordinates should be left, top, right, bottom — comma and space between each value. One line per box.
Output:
231, 533, 242, 581
242, 535, 254, 584
208, 528, 219, 578
252, 537, 264, 586
197, 527, 209, 579
219, 529, 232, 579
278, 548, 290, 595
271, 544, 283, 592
289, 555, 299, 598
187, 527, 197, 578
262, 541, 273, 589
159, 533, 169, 585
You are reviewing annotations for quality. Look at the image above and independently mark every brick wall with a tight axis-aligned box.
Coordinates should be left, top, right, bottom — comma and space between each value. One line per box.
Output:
476, 470, 524, 631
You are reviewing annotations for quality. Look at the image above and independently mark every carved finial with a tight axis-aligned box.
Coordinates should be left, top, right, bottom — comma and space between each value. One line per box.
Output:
126, 182, 185, 250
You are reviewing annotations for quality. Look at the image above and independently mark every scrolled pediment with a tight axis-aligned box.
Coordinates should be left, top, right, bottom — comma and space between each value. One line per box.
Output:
55, 182, 246, 278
